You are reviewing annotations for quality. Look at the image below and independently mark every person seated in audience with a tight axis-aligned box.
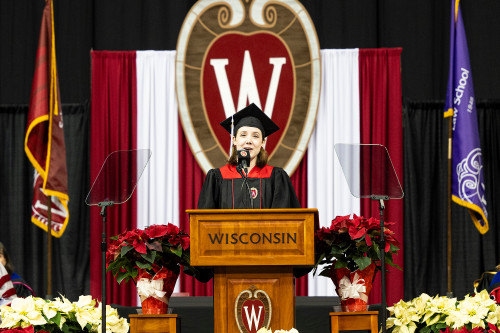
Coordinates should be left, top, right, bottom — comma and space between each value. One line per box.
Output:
0, 262, 16, 306
0, 242, 35, 297
488, 264, 500, 303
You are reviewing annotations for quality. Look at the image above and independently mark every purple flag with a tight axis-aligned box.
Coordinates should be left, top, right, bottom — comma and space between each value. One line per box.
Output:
445, 0, 488, 234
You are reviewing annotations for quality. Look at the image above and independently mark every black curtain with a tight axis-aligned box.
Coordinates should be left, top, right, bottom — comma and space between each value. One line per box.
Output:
0, 103, 90, 300
3, 1, 500, 104
403, 100, 500, 300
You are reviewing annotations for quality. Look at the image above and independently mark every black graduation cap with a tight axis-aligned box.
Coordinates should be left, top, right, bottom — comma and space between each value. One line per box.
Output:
219, 103, 280, 138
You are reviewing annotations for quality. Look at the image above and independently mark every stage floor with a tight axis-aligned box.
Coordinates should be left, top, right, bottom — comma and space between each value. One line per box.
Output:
113, 296, 382, 333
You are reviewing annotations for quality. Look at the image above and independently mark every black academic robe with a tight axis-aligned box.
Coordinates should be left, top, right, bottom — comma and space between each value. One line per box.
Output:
195, 163, 310, 279
197, 164, 300, 209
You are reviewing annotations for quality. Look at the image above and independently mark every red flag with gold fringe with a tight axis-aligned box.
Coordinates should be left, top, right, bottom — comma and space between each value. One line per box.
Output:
25, 0, 69, 237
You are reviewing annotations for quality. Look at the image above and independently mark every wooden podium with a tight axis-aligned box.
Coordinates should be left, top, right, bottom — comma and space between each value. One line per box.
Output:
188, 209, 318, 333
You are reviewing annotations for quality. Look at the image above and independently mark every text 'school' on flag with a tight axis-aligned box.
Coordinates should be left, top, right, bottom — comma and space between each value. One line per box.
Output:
444, 0, 488, 234
24, 0, 69, 238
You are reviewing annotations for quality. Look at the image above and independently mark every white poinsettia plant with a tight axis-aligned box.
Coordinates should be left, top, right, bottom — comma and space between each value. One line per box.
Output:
387, 290, 500, 333
257, 328, 299, 333
0, 295, 129, 333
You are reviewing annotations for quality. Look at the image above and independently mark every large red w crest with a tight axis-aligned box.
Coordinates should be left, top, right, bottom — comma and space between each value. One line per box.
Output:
176, 0, 320, 175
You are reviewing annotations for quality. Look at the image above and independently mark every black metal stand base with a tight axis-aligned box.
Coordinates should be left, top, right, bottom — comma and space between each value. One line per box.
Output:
372, 196, 388, 333
98, 201, 114, 333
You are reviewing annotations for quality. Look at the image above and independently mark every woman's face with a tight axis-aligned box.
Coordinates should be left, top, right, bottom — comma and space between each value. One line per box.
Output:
233, 126, 266, 161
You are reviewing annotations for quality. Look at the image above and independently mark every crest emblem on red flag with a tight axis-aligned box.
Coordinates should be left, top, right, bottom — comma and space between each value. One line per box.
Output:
176, 0, 321, 175
25, 0, 69, 237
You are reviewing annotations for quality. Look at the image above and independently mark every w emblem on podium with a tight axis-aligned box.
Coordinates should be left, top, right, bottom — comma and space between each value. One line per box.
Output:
235, 286, 272, 333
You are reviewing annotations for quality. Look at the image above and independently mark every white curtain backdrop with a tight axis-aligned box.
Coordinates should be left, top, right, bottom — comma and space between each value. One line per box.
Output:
306, 49, 361, 296
136, 50, 180, 293
136, 51, 179, 230
135, 51, 180, 293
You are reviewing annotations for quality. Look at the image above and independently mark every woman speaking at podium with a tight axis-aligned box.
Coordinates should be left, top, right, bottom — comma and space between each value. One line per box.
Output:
197, 103, 300, 210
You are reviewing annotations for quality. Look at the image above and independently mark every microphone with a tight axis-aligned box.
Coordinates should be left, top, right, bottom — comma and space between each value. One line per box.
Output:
236, 149, 253, 208
237, 149, 250, 175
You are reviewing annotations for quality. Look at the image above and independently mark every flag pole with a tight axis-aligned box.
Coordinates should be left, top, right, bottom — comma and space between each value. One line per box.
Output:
446, 115, 453, 297
444, 0, 458, 298
26, 0, 70, 293
46, 195, 53, 299
445, 0, 489, 298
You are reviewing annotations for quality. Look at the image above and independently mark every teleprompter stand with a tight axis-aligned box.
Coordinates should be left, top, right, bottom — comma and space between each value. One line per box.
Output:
334, 143, 403, 333
85, 149, 152, 333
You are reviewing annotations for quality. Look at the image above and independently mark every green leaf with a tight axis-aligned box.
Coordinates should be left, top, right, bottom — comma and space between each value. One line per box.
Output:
106, 257, 126, 272
182, 253, 191, 266
120, 245, 134, 257
67, 312, 77, 322
330, 247, 342, 256
171, 245, 182, 257
319, 268, 332, 278
111, 266, 122, 277
136, 261, 152, 269
63, 320, 83, 333
37, 324, 56, 333
116, 270, 130, 284
389, 243, 399, 252
141, 251, 156, 264
371, 243, 380, 258
334, 260, 348, 269
61, 323, 70, 333
313, 255, 326, 275
52, 312, 62, 326
420, 326, 431, 333
430, 324, 441, 333
354, 257, 372, 270
314, 253, 325, 264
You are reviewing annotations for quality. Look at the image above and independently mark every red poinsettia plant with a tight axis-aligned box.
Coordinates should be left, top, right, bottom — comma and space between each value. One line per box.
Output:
106, 223, 191, 284
314, 214, 401, 277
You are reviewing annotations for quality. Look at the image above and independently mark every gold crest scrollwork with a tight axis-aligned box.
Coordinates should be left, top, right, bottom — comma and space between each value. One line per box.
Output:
217, 0, 246, 29
218, 6, 231, 28
250, 0, 278, 28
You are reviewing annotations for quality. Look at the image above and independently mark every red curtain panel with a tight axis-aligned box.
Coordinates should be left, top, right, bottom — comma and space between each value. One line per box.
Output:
90, 51, 138, 306
177, 119, 213, 296
359, 48, 404, 306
